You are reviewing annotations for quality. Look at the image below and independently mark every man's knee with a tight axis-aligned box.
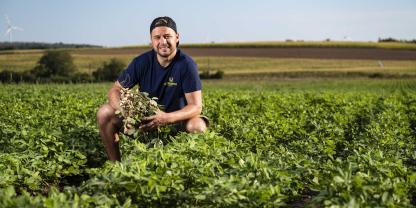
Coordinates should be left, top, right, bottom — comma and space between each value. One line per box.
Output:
186, 117, 207, 133
97, 104, 117, 125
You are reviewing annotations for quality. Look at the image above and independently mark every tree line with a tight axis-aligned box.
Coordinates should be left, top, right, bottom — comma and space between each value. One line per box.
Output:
0, 50, 224, 83
0, 50, 124, 83
378, 38, 416, 44
0, 42, 102, 50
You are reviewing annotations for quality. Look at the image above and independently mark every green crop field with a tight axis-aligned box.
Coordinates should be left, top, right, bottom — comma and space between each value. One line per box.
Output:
196, 57, 416, 79
1, 42, 416, 206
1, 80, 415, 207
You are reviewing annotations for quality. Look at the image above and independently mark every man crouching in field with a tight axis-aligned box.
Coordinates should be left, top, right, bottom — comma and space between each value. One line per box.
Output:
96, 16, 208, 161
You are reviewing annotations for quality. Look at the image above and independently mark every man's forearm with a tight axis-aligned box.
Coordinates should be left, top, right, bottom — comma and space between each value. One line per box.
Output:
108, 86, 121, 110
166, 104, 202, 123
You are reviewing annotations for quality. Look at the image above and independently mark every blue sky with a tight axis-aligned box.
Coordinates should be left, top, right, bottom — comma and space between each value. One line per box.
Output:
1, 0, 415, 46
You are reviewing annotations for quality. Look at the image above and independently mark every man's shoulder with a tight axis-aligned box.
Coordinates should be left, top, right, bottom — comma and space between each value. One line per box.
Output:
131, 50, 154, 64
176, 49, 196, 65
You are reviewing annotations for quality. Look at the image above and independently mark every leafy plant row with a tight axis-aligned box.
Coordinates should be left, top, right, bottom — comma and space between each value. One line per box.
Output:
0, 84, 415, 207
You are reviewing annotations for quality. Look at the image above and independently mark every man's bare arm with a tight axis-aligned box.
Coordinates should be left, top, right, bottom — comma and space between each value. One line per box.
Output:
108, 81, 123, 110
167, 90, 202, 122
141, 90, 202, 129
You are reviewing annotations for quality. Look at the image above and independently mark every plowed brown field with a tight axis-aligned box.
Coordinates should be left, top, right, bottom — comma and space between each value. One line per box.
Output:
73, 47, 416, 60
182, 48, 416, 60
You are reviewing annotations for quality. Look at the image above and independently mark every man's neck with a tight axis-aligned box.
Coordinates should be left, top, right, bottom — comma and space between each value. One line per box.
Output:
157, 49, 177, 68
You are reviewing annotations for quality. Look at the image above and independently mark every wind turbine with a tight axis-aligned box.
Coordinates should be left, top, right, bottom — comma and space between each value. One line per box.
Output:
4, 15, 24, 42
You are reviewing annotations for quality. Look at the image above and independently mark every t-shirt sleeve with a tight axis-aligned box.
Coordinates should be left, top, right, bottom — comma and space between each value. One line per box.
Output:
117, 59, 139, 89
182, 61, 202, 93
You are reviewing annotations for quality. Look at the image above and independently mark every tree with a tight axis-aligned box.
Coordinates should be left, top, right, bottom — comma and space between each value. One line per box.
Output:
31, 50, 76, 78
93, 58, 125, 81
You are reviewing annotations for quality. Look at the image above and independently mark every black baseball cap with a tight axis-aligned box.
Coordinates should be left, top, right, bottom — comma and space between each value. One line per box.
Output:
150, 16, 177, 33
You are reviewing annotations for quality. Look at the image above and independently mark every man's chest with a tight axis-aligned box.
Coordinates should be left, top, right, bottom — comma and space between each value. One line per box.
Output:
139, 67, 182, 97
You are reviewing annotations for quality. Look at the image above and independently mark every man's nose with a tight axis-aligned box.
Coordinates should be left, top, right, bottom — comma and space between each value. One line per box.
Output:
160, 37, 167, 44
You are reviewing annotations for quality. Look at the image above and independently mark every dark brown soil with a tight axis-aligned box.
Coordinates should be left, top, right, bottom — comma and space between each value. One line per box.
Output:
182, 47, 416, 60
73, 47, 416, 60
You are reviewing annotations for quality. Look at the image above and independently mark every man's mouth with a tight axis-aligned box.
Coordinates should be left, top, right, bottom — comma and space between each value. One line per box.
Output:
159, 45, 169, 50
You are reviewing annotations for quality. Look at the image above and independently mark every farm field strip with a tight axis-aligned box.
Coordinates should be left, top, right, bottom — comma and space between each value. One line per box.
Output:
1, 50, 415, 76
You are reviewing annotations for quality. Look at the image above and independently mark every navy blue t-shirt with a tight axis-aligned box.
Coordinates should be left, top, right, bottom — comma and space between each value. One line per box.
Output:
117, 49, 201, 113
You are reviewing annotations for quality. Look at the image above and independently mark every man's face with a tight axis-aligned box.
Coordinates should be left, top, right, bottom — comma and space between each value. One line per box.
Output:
151, 27, 179, 58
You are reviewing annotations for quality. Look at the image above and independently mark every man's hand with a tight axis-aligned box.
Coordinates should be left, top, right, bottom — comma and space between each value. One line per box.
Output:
139, 91, 203, 131
140, 110, 172, 131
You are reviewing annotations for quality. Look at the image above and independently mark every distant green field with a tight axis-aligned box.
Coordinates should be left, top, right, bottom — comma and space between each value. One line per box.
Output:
203, 78, 416, 92
1, 41, 416, 79
195, 57, 416, 78
0, 52, 134, 73
1, 50, 415, 79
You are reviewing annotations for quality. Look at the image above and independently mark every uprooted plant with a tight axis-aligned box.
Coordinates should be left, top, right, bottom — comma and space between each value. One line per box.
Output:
115, 87, 161, 140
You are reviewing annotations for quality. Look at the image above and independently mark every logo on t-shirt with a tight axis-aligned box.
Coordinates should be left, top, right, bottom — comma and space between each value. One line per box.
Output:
164, 77, 177, 87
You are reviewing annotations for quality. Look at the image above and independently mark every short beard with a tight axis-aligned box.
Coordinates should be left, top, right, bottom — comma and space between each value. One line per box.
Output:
155, 47, 176, 58
156, 51, 171, 58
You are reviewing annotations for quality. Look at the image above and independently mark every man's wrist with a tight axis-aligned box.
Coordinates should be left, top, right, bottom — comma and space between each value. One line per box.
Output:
165, 112, 174, 124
